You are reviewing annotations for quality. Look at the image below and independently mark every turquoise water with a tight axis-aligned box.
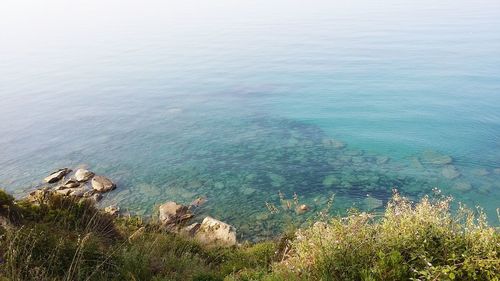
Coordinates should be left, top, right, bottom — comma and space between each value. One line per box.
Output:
1, 0, 500, 240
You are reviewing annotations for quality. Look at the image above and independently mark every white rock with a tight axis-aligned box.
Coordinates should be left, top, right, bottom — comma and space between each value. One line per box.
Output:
91, 176, 116, 192
75, 169, 94, 182
159, 201, 193, 226
194, 216, 237, 247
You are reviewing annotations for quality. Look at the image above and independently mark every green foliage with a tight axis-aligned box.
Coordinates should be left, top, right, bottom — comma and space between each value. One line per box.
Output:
0, 189, 21, 224
268, 192, 499, 281
216, 241, 277, 276
1, 224, 115, 281
1, 190, 498, 281
17, 192, 119, 240
116, 231, 214, 280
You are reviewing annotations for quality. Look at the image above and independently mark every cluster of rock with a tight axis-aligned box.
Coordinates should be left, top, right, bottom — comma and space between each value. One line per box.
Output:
32, 168, 237, 247
158, 198, 237, 247
30, 167, 117, 203
419, 150, 476, 192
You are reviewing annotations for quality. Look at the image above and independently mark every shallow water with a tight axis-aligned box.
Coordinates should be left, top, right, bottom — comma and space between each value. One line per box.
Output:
1, 0, 499, 240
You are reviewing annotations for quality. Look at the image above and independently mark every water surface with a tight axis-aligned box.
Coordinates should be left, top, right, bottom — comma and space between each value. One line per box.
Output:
1, 0, 500, 240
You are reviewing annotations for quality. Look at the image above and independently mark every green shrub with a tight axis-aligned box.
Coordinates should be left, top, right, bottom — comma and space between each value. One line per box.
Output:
268, 192, 499, 281
0, 189, 21, 225
0, 224, 116, 281
1, 189, 498, 281
18, 192, 119, 240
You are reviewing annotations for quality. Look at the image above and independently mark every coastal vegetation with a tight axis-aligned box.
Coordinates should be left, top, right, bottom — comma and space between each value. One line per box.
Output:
0, 187, 498, 281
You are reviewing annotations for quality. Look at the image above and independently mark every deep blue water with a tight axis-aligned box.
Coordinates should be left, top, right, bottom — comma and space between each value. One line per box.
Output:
1, 0, 499, 240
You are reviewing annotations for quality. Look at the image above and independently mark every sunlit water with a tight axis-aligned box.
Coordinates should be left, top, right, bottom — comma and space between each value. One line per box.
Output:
1, 0, 499, 240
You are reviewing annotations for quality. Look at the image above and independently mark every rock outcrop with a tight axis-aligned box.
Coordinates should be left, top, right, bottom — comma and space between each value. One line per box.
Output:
62, 179, 80, 189
194, 216, 237, 247
159, 201, 193, 226
180, 222, 201, 237
44, 168, 72, 183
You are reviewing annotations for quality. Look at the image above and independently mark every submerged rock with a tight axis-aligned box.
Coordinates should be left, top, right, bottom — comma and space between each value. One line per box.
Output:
363, 196, 383, 211
44, 168, 72, 183
344, 150, 363, 156
190, 197, 207, 208
268, 173, 285, 187
376, 156, 390, 165
477, 184, 492, 195
322, 175, 339, 188
351, 156, 365, 164
240, 186, 257, 196
159, 201, 193, 226
441, 165, 461, 179
194, 216, 237, 247
296, 204, 309, 214
409, 157, 424, 170
322, 138, 346, 149
255, 212, 270, 221
472, 168, 490, 177
452, 181, 472, 192
214, 182, 225, 189
75, 169, 94, 182
420, 150, 452, 165
91, 176, 116, 192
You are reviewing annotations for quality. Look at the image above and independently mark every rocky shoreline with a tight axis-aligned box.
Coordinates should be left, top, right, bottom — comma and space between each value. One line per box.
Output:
28, 166, 238, 247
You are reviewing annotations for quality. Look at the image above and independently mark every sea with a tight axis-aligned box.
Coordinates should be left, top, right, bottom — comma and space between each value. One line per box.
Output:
1, 0, 499, 240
